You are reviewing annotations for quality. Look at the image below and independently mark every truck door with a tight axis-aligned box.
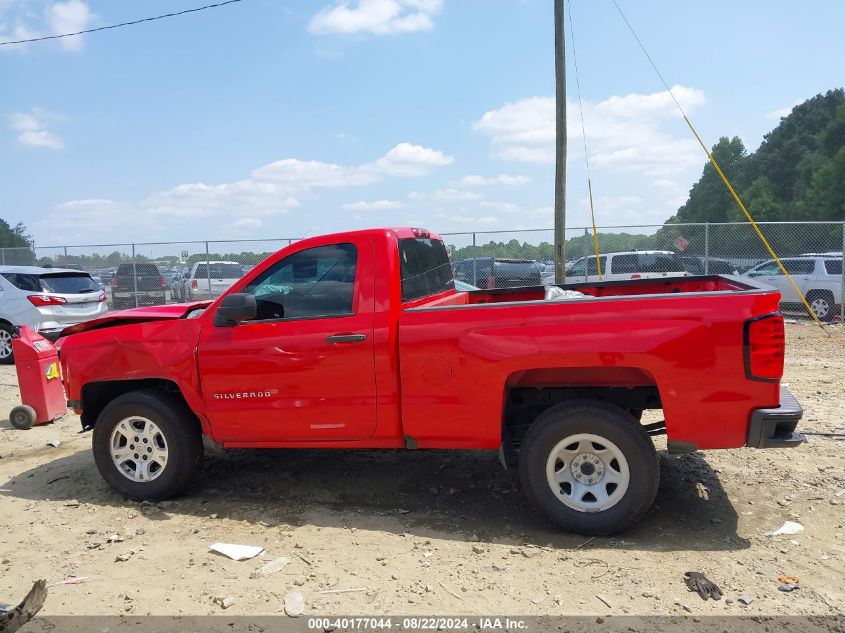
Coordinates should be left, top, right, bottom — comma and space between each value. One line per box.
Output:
198, 238, 377, 442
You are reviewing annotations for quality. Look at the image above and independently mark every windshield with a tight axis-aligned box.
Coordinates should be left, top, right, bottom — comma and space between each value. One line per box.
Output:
399, 237, 455, 302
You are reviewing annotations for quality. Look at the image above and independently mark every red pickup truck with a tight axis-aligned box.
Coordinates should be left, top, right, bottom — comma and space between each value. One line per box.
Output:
56, 228, 804, 535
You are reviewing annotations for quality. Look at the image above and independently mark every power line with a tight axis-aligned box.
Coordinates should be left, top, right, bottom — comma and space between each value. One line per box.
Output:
0, 0, 245, 47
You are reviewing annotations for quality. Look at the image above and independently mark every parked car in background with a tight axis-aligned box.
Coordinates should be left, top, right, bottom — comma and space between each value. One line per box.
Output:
177, 261, 244, 301
111, 263, 167, 310
679, 256, 738, 276
0, 266, 108, 362
743, 255, 842, 320
454, 257, 542, 288
565, 251, 688, 284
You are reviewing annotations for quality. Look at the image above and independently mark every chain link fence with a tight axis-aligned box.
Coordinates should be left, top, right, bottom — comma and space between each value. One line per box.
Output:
5, 222, 843, 320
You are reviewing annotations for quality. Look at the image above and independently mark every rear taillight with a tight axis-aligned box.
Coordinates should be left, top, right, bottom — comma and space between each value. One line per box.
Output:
191, 280, 198, 289
111, 278, 119, 288
97, 292, 107, 303
630, 274, 641, 279
160, 277, 166, 288
744, 313, 785, 382
27, 295, 68, 307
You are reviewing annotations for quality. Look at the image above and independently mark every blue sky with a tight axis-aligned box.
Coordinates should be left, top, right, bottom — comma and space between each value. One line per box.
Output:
2, 0, 844, 247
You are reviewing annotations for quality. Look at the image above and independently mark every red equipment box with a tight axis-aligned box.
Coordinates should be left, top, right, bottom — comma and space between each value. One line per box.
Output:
9, 326, 66, 430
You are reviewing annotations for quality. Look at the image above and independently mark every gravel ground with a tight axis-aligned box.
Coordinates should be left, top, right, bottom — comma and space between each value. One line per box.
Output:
0, 323, 842, 619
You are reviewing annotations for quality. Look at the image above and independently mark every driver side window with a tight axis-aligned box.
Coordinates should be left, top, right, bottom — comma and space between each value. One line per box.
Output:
243, 243, 358, 321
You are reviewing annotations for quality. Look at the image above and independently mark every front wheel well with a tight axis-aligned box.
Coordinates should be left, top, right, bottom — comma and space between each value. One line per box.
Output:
81, 379, 198, 432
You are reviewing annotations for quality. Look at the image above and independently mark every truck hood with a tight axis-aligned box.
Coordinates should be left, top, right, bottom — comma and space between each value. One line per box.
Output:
59, 301, 212, 337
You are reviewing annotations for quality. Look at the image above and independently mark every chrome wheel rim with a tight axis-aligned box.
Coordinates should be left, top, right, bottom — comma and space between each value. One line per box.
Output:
545, 433, 630, 513
109, 417, 168, 482
810, 297, 830, 318
0, 330, 12, 359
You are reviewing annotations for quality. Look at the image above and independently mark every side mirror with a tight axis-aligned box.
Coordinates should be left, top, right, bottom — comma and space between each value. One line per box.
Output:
213, 293, 257, 327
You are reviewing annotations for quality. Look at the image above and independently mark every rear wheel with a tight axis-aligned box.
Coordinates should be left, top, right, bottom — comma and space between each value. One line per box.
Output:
92, 390, 203, 501
519, 400, 659, 535
0, 323, 14, 365
806, 290, 835, 322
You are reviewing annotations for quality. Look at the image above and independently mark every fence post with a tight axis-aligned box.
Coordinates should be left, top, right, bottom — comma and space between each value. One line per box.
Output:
704, 223, 710, 275
63, 246, 69, 267
205, 241, 212, 301
1, 249, 4, 265
131, 244, 139, 308
841, 223, 844, 322
472, 232, 477, 286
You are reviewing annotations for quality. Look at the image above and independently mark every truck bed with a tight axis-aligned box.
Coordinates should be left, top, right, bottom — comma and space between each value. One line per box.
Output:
398, 274, 782, 451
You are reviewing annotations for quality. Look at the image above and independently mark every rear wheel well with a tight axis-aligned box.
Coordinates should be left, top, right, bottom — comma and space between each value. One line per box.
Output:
503, 385, 662, 464
81, 379, 199, 432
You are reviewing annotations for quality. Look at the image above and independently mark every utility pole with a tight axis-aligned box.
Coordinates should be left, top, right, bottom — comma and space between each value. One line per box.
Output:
554, 0, 567, 283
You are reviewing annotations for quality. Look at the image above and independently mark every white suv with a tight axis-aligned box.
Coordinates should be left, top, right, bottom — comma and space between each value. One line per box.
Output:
173, 261, 244, 302
564, 250, 688, 284
0, 267, 109, 363
743, 255, 842, 321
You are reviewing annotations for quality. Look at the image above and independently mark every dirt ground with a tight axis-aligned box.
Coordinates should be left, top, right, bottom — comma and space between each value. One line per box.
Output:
0, 323, 842, 620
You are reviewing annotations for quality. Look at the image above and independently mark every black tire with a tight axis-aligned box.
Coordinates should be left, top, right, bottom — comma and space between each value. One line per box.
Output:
92, 390, 203, 501
10, 405, 37, 430
0, 322, 15, 365
806, 290, 835, 322
519, 400, 659, 535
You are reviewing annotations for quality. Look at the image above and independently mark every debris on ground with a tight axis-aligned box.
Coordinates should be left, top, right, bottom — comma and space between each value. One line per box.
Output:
0, 579, 47, 633
213, 595, 235, 609
45, 440, 60, 448
684, 571, 722, 600
114, 551, 135, 563
779, 584, 800, 592
738, 595, 754, 606
47, 577, 89, 588
208, 543, 265, 561
778, 575, 800, 584
283, 591, 304, 617
257, 556, 290, 576
766, 521, 805, 536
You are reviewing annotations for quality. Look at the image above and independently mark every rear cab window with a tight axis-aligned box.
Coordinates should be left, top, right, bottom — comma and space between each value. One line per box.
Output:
612, 253, 685, 274
194, 264, 244, 279
2, 272, 99, 294
399, 237, 455, 302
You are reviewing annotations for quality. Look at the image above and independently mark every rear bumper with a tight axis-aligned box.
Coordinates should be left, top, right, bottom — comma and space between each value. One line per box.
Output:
746, 386, 805, 448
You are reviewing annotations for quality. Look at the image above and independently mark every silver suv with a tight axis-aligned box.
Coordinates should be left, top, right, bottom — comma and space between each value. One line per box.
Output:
0, 267, 109, 363
743, 255, 843, 321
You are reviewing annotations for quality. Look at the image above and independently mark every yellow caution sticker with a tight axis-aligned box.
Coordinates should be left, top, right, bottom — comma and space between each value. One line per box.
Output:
45, 362, 60, 381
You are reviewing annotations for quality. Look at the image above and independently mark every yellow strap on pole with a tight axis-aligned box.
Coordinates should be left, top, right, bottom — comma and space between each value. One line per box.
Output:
609, 0, 828, 332
682, 117, 825, 328
587, 179, 602, 278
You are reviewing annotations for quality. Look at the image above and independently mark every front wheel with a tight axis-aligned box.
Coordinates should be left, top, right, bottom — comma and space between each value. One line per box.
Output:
519, 400, 659, 535
92, 390, 203, 501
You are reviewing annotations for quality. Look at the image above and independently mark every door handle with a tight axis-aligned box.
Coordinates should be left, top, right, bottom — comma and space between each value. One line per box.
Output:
326, 334, 367, 344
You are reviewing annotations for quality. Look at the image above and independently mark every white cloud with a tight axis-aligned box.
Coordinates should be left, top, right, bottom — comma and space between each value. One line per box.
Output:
479, 201, 519, 213
430, 188, 480, 201
1, 0, 93, 52
255, 142, 453, 187
9, 109, 64, 148
342, 199, 403, 210
232, 217, 262, 229
766, 101, 801, 121
308, 0, 443, 36
460, 174, 531, 186
39, 142, 452, 242
46, 0, 92, 51
473, 86, 705, 173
